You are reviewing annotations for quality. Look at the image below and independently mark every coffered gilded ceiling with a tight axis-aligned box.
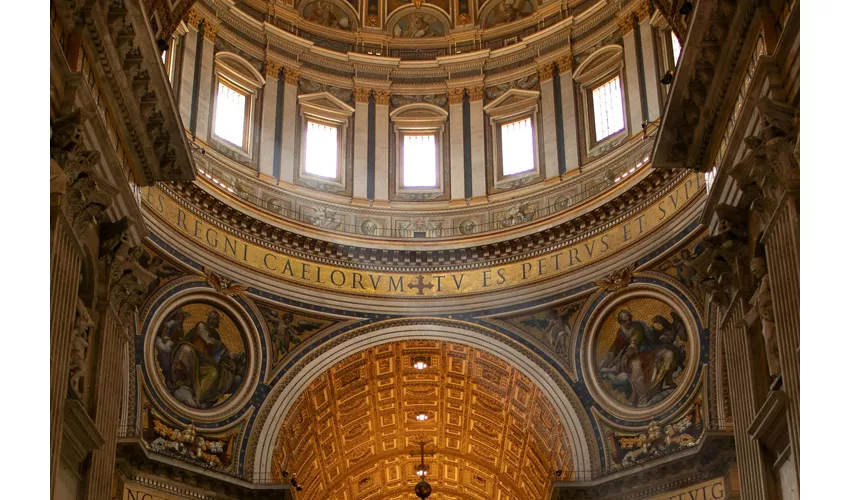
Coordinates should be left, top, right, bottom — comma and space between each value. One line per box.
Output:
273, 340, 572, 499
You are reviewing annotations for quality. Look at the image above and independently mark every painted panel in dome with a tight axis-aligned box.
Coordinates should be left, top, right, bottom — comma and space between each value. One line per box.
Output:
483, 0, 535, 28
153, 303, 248, 410
393, 12, 445, 37
594, 298, 689, 408
304, 1, 353, 30
388, 0, 451, 16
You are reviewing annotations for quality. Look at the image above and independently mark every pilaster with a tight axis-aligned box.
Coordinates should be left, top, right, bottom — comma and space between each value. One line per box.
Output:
538, 63, 560, 180
638, 6, 662, 122
279, 67, 301, 185
176, 20, 199, 126
620, 14, 644, 136
259, 58, 282, 180
556, 56, 581, 174
467, 84, 487, 199
352, 88, 371, 201
373, 89, 391, 203
193, 21, 217, 142
448, 87, 466, 202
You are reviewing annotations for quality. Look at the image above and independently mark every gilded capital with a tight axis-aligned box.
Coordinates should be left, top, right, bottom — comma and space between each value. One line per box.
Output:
354, 88, 371, 103
264, 59, 282, 79
537, 63, 554, 82
447, 87, 465, 105
373, 90, 391, 105
283, 68, 301, 86
618, 15, 635, 35
366, 14, 379, 28
186, 9, 202, 30
556, 54, 573, 74
202, 22, 218, 42
635, 0, 652, 22
466, 85, 484, 101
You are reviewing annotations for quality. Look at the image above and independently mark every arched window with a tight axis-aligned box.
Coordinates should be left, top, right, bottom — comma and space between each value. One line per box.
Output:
390, 104, 449, 197
483, 88, 542, 188
573, 46, 629, 155
297, 92, 355, 188
211, 53, 264, 154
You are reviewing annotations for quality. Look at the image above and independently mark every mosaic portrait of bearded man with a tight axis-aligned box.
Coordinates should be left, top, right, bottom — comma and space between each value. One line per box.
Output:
595, 299, 689, 408
154, 304, 247, 410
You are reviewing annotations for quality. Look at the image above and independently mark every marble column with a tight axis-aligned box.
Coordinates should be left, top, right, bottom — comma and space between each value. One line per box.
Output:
556, 55, 581, 174
352, 88, 371, 200
177, 11, 201, 127
448, 88, 466, 202
538, 63, 560, 180
193, 21, 217, 142
279, 68, 301, 185
467, 85, 487, 200
50, 208, 84, 498
258, 59, 282, 181
619, 16, 644, 136
373, 90, 391, 202
637, 3, 662, 122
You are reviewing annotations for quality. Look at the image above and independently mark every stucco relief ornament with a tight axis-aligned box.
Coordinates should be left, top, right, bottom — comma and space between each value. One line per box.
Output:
500, 203, 534, 227
595, 263, 637, 292
204, 267, 249, 297
739, 257, 780, 378
69, 301, 95, 397
305, 206, 342, 230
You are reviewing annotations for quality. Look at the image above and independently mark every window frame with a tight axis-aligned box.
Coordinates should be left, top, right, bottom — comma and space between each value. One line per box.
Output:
210, 53, 264, 158
588, 75, 626, 143
483, 88, 542, 190
390, 103, 448, 197
573, 46, 629, 156
296, 92, 355, 190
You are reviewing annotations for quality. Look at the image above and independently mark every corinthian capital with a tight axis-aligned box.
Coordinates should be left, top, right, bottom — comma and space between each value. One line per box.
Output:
373, 90, 391, 105
354, 88, 371, 103
283, 68, 301, 86
466, 85, 484, 101
447, 87, 465, 105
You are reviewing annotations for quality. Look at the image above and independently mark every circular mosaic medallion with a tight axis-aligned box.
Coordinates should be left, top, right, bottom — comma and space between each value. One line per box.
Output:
458, 219, 477, 235
360, 219, 379, 235
583, 289, 697, 419
151, 300, 250, 412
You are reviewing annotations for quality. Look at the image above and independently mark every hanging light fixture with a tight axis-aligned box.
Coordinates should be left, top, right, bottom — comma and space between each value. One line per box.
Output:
412, 356, 429, 370
413, 442, 432, 499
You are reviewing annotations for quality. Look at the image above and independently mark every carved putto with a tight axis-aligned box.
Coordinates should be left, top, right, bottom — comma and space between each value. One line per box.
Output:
740, 257, 780, 378
69, 301, 95, 397
305, 206, 342, 229
595, 263, 637, 292
141, 404, 237, 469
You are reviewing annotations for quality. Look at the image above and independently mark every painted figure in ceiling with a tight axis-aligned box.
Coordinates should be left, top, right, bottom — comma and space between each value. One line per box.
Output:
303, 0, 352, 30
393, 12, 444, 37
262, 309, 324, 362
484, 0, 535, 28
598, 309, 687, 407
154, 306, 247, 409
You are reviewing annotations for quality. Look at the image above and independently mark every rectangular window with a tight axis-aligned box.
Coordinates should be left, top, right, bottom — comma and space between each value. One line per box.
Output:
304, 121, 339, 179
671, 32, 682, 64
592, 76, 625, 141
402, 135, 438, 187
501, 117, 535, 176
214, 80, 248, 148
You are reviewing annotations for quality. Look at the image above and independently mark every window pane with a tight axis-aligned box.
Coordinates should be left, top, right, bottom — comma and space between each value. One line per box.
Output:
671, 32, 682, 64
214, 81, 247, 147
501, 117, 535, 176
592, 76, 625, 141
403, 135, 437, 187
305, 121, 339, 179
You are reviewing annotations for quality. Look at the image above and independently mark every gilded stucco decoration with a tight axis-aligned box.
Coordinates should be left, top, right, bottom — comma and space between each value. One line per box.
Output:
272, 341, 572, 499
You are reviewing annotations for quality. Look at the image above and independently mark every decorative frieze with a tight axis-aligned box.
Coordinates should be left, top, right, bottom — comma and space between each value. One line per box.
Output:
466, 85, 484, 101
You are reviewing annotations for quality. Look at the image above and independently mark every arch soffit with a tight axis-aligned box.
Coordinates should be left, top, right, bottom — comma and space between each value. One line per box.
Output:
386, 5, 452, 33
251, 321, 594, 480
215, 51, 266, 89
573, 45, 624, 86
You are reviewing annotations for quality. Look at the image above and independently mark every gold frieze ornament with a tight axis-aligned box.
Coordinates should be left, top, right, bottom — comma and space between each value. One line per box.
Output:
203, 267, 249, 297
283, 68, 301, 86
466, 85, 484, 101
447, 87, 465, 105
185, 8, 202, 30
201, 21, 218, 42
373, 89, 391, 105
140, 404, 237, 470
354, 87, 372, 103
537, 63, 555, 82
412, 0, 425, 8
595, 262, 637, 292
264, 58, 282, 79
